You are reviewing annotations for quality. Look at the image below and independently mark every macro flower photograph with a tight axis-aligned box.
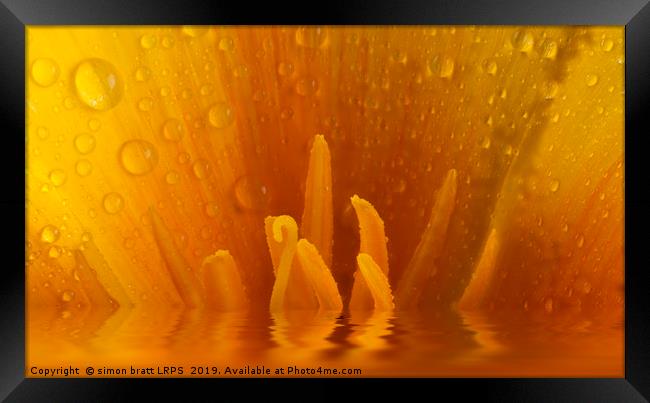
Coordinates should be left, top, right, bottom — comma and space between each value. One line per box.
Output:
25, 25, 623, 377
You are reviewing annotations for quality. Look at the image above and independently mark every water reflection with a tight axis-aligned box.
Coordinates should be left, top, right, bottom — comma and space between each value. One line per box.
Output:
27, 305, 623, 377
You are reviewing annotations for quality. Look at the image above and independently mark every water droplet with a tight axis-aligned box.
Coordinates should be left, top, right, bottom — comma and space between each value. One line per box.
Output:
582, 281, 592, 294
277, 61, 294, 76
295, 27, 327, 48
280, 107, 294, 120
160, 86, 171, 97
511, 30, 534, 53
296, 77, 319, 96
61, 310, 72, 319
103, 192, 124, 214
31, 58, 59, 87
61, 290, 75, 302
542, 81, 559, 100
119, 140, 158, 175
205, 201, 220, 217
40, 225, 60, 243
48, 246, 61, 258
483, 60, 497, 75
75, 159, 93, 176
577, 234, 585, 248
480, 136, 491, 149
134, 66, 152, 82
74, 133, 96, 154
601, 38, 614, 52
429, 55, 454, 78
182, 26, 209, 37
561, 222, 569, 232
544, 298, 554, 313
192, 159, 210, 179
161, 35, 175, 48
395, 179, 407, 193
218, 37, 235, 52
234, 175, 269, 211
140, 34, 157, 49
81, 232, 93, 242
36, 127, 49, 140
541, 39, 558, 59
162, 119, 184, 141
586, 74, 599, 87
74, 58, 123, 111
549, 179, 560, 192
138, 97, 154, 112
208, 102, 234, 128
200, 84, 214, 96
88, 118, 101, 132
49, 169, 67, 186
165, 170, 180, 184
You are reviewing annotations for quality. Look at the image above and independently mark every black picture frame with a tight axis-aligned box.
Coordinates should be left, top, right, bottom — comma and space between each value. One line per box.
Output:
2, 0, 649, 401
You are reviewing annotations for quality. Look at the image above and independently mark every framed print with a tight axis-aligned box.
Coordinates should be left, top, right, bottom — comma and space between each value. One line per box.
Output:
1, 0, 649, 401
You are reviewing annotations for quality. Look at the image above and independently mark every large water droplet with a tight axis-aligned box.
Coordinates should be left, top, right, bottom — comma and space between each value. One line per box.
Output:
74, 133, 96, 154
103, 192, 124, 214
31, 58, 60, 87
234, 175, 269, 211
74, 58, 123, 111
295, 27, 327, 48
208, 102, 234, 128
162, 119, 184, 141
40, 225, 60, 243
119, 140, 158, 175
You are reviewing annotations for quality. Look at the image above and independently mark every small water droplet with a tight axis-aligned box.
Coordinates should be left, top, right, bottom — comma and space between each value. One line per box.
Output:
75, 159, 93, 177
218, 37, 235, 52
103, 192, 124, 214
511, 30, 534, 53
140, 34, 157, 49
49, 169, 67, 186
40, 225, 60, 243
31, 58, 60, 87
601, 38, 614, 52
277, 61, 294, 76
205, 201, 220, 217
549, 179, 560, 192
295, 27, 327, 48
182, 26, 209, 37
586, 73, 599, 87
162, 119, 184, 141
74, 58, 123, 111
483, 59, 497, 75
134, 66, 152, 82
74, 133, 96, 154
138, 97, 154, 112
165, 170, 180, 185
161, 35, 175, 48
296, 77, 319, 96
541, 39, 558, 59
234, 175, 269, 211
208, 102, 234, 128
61, 289, 75, 302
577, 234, 585, 248
48, 246, 61, 258
544, 298, 554, 313
429, 55, 454, 78
36, 127, 49, 140
88, 118, 101, 132
542, 81, 559, 99
192, 159, 210, 179
119, 140, 158, 175
280, 107, 294, 120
